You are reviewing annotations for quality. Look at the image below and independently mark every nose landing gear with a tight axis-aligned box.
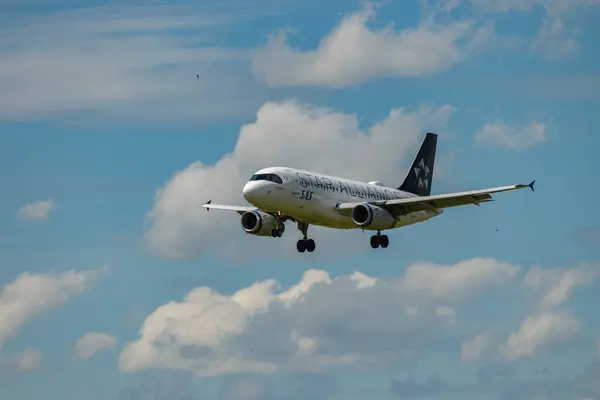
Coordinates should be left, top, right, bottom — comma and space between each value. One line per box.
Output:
271, 212, 285, 238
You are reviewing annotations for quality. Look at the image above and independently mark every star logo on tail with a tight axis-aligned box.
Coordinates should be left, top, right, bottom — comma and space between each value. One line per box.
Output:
413, 158, 430, 190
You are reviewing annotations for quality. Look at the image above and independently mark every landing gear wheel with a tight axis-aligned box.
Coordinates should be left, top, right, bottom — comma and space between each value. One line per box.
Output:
271, 220, 285, 238
379, 235, 389, 248
370, 235, 379, 249
271, 229, 283, 237
296, 239, 306, 253
296, 222, 315, 253
370, 232, 389, 249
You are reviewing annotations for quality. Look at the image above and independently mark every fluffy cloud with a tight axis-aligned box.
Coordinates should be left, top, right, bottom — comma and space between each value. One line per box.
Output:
0, 5, 263, 122
17, 199, 55, 220
119, 258, 528, 377
469, 0, 599, 14
0, 347, 43, 372
475, 121, 546, 150
460, 262, 599, 363
523, 262, 599, 311
145, 99, 455, 259
530, 16, 579, 59
400, 258, 519, 300
252, 3, 495, 88
461, 332, 493, 362
251, 0, 599, 88
0, 268, 104, 350
119, 259, 598, 379
498, 311, 582, 361
469, 0, 600, 59
72, 332, 117, 359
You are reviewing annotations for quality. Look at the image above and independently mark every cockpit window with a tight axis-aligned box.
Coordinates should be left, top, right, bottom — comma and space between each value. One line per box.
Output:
249, 173, 283, 184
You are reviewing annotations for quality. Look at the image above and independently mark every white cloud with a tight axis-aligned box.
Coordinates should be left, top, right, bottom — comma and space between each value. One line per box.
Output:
251, 0, 599, 88
498, 311, 581, 361
0, 5, 264, 123
461, 332, 492, 362
17, 199, 55, 220
530, 16, 579, 60
118, 257, 522, 377
469, 0, 599, 14
463, 262, 599, 364
251, 3, 496, 88
145, 99, 455, 259
0, 267, 104, 350
400, 258, 520, 301
13, 348, 43, 371
475, 121, 546, 150
72, 332, 117, 359
0, 347, 43, 372
469, 0, 600, 59
460, 262, 599, 364
523, 262, 599, 311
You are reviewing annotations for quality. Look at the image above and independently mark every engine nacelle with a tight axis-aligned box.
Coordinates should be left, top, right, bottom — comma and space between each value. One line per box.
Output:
240, 210, 279, 236
352, 204, 396, 230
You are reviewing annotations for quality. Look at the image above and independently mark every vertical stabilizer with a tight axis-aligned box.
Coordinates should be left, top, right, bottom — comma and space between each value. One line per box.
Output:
398, 132, 437, 196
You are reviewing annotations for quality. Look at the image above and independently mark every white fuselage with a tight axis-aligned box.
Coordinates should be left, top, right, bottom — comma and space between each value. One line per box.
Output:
242, 166, 440, 230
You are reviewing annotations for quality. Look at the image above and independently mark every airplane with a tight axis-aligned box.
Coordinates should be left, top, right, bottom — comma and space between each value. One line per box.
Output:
203, 132, 535, 253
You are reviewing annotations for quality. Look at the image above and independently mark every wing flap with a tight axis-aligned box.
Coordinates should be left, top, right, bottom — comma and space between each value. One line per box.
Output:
335, 181, 534, 217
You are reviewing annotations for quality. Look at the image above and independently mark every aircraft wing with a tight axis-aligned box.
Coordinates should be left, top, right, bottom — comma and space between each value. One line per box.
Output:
335, 181, 535, 217
202, 200, 256, 215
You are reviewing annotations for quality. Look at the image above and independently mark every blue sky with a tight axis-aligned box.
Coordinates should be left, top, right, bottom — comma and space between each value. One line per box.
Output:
1, 0, 599, 399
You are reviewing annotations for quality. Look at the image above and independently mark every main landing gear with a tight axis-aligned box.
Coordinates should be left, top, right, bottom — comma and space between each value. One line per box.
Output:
296, 221, 315, 253
370, 231, 389, 249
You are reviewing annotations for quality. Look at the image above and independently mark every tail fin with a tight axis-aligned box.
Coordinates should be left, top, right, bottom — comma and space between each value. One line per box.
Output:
398, 132, 437, 196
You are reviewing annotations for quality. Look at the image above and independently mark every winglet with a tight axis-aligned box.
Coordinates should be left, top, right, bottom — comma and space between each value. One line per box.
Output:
528, 180, 535, 192
204, 200, 212, 211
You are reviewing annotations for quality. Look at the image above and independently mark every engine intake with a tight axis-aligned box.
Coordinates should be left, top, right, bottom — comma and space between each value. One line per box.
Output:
352, 204, 396, 230
240, 210, 279, 236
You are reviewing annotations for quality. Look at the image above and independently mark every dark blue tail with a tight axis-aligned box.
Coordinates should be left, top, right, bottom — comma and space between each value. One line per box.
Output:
398, 133, 437, 196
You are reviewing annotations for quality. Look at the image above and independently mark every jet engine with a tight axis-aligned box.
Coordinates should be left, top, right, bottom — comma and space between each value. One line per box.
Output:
240, 210, 281, 236
352, 204, 396, 230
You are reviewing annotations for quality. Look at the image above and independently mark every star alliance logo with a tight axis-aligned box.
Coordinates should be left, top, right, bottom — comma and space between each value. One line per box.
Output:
412, 158, 430, 190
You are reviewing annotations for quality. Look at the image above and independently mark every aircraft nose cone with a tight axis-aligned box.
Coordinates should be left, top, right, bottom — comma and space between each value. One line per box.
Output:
242, 181, 257, 202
